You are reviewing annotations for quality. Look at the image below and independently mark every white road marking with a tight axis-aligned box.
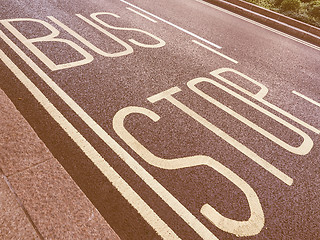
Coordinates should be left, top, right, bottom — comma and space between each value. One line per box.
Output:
192, 40, 238, 63
89, 12, 166, 48
188, 74, 314, 156
0, 31, 218, 240
195, 0, 320, 51
48, 16, 134, 57
292, 91, 320, 108
0, 18, 94, 71
119, 0, 222, 49
126, 7, 157, 23
113, 106, 265, 237
210, 68, 320, 134
148, 87, 293, 186
0, 33, 180, 240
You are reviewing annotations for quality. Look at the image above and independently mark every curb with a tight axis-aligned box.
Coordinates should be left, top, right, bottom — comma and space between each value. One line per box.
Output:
0, 88, 121, 240
204, 0, 320, 46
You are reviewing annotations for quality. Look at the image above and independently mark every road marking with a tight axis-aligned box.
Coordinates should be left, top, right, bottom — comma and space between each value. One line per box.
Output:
119, 0, 222, 49
0, 34, 180, 240
126, 7, 157, 23
0, 18, 94, 71
148, 87, 293, 186
89, 12, 165, 48
48, 16, 134, 57
188, 75, 313, 156
195, 0, 320, 51
192, 40, 238, 63
0, 31, 218, 240
113, 106, 265, 237
292, 91, 320, 108
210, 68, 320, 134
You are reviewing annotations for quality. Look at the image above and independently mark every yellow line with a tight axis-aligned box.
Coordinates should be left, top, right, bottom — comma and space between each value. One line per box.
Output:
127, 7, 157, 23
192, 40, 238, 63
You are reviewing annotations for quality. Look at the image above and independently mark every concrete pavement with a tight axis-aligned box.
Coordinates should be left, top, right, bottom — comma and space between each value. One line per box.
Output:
0, 88, 120, 239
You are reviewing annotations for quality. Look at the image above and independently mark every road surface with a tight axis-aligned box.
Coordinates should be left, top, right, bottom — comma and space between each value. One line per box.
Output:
1, 0, 320, 239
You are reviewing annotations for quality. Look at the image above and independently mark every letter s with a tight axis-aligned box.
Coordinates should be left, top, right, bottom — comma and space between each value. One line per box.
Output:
90, 12, 165, 48
113, 106, 264, 237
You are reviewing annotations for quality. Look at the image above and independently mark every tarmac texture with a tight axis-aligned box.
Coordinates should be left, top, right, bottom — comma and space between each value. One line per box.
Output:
0, 0, 319, 239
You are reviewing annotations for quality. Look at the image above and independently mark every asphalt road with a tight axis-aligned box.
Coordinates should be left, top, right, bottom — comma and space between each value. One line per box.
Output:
1, 0, 320, 239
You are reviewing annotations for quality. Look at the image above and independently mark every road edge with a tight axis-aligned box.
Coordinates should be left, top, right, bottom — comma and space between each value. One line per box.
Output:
203, 0, 320, 46
0, 88, 121, 240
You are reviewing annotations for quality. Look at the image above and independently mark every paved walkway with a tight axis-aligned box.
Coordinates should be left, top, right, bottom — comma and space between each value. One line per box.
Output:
0, 88, 120, 239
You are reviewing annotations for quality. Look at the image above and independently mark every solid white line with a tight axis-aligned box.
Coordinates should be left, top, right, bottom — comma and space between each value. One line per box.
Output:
0, 31, 218, 240
292, 91, 320, 108
195, 0, 320, 51
119, 0, 222, 49
192, 40, 238, 63
0, 38, 180, 240
127, 7, 158, 23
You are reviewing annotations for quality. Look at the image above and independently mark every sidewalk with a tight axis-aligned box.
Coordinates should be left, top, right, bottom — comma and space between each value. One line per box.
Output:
0, 88, 120, 239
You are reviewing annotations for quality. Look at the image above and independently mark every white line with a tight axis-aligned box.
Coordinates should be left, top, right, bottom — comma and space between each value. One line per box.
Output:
127, 7, 157, 23
292, 91, 320, 108
0, 31, 218, 240
119, 0, 222, 49
0, 52, 178, 240
195, 0, 320, 51
0, 38, 180, 240
192, 40, 238, 63
148, 87, 293, 186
